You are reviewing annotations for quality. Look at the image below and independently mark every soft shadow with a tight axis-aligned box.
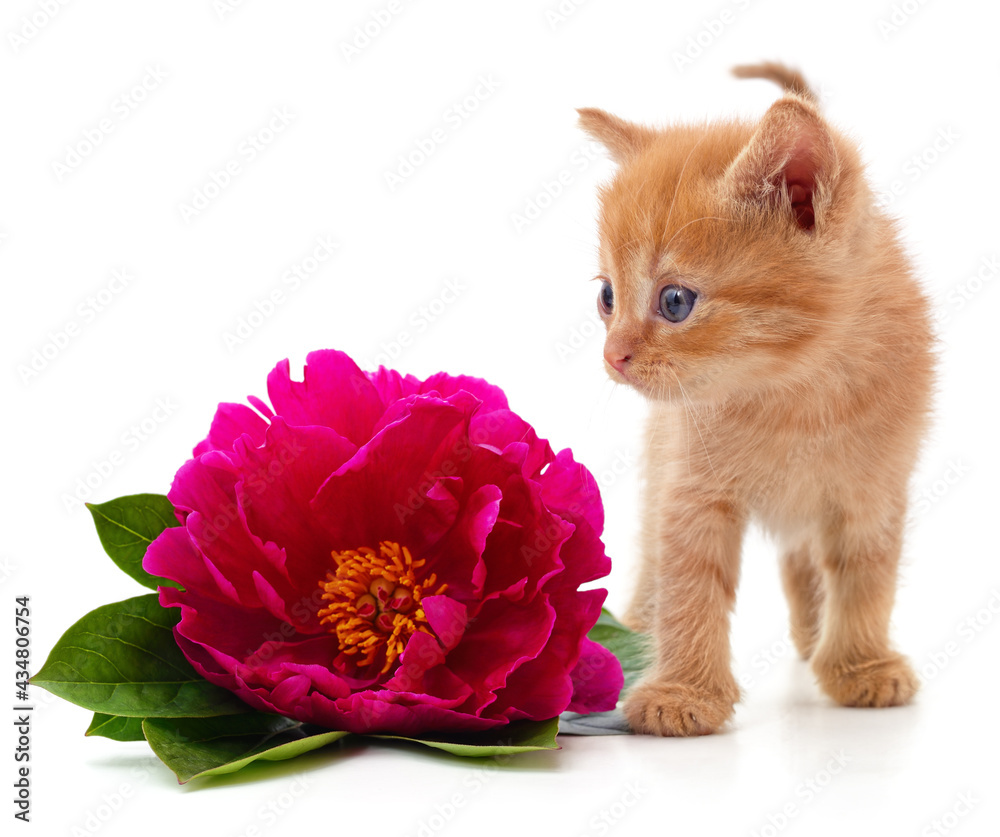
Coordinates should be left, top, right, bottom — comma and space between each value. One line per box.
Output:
775, 659, 923, 770
364, 736, 563, 773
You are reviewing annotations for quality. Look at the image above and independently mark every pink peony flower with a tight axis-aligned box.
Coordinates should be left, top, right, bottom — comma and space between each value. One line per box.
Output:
145, 350, 622, 735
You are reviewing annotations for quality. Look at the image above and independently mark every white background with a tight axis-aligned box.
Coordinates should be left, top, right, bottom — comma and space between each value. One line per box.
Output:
4, 0, 999, 835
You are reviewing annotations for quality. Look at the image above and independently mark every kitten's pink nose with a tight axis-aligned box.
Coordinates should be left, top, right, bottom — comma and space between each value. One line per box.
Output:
604, 345, 632, 374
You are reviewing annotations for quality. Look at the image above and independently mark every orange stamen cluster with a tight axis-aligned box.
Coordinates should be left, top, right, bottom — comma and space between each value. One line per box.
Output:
317, 542, 447, 675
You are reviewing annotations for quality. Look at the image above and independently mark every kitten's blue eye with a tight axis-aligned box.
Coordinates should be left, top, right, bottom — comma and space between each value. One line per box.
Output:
659, 285, 697, 323
599, 280, 614, 315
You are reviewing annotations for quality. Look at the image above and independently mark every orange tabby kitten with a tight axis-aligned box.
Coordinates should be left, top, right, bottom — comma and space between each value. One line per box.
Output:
579, 63, 934, 735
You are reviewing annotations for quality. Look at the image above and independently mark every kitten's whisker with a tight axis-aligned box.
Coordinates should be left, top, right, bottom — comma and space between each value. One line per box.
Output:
662, 215, 737, 256
671, 368, 724, 491
588, 377, 617, 433
661, 134, 708, 250
602, 184, 666, 265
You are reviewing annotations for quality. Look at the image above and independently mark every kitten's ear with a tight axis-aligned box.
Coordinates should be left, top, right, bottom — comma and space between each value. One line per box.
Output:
577, 108, 656, 163
723, 98, 839, 232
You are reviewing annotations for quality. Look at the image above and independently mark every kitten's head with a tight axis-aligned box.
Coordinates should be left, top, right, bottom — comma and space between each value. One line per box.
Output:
579, 70, 871, 404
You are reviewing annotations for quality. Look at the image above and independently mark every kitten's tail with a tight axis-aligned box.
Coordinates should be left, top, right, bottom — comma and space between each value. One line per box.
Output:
732, 62, 818, 104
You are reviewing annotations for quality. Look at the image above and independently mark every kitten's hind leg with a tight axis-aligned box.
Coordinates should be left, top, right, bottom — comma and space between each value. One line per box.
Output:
810, 507, 918, 707
779, 544, 824, 659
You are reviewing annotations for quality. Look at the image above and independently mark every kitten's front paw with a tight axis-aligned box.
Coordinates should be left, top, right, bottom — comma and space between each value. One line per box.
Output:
623, 679, 737, 736
813, 653, 919, 707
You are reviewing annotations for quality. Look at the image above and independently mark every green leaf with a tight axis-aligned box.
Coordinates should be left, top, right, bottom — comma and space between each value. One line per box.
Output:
86, 713, 147, 741
142, 714, 350, 783
587, 608, 653, 692
87, 494, 182, 590
371, 717, 560, 757
31, 594, 249, 718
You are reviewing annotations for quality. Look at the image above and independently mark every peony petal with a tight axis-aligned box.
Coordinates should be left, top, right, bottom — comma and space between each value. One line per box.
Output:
159, 587, 292, 690
420, 484, 499, 601
144, 526, 217, 598
419, 372, 509, 413
247, 395, 273, 419
310, 397, 474, 553
271, 661, 353, 701
471, 409, 553, 478
566, 638, 624, 713
421, 595, 468, 653
251, 634, 365, 695
365, 366, 422, 406
368, 387, 482, 441
202, 553, 242, 604
545, 509, 611, 591
167, 452, 298, 608
269, 673, 312, 709
385, 629, 449, 695
168, 451, 239, 517
323, 689, 497, 736
489, 588, 618, 719
443, 595, 555, 715
252, 570, 294, 624
478, 476, 573, 603
193, 402, 270, 457
231, 417, 356, 600
537, 447, 605, 536
266, 351, 385, 445
415, 664, 475, 709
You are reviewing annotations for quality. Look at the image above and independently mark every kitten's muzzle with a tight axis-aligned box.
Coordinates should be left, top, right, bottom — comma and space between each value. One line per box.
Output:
604, 344, 632, 376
